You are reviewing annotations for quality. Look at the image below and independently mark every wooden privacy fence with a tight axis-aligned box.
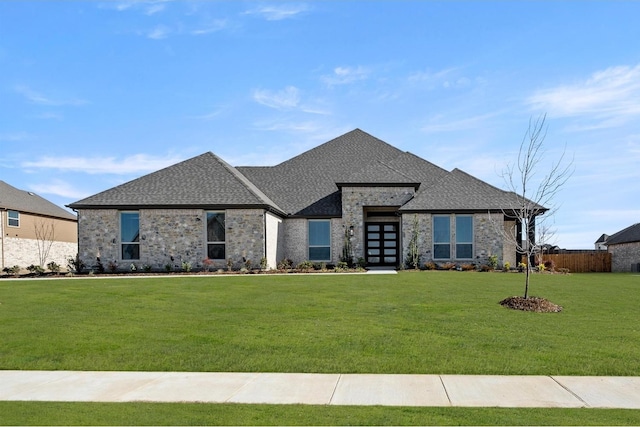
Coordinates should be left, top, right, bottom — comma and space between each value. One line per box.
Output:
541, 252, 611, 273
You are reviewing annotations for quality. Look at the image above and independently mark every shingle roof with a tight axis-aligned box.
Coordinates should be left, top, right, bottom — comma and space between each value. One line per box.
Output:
239, 129, 407, 215
399, 169, 543, 213
0, 180, 76, 221
605, 223, 640, 245
69, 129, 547, 217
68, 152, 284, 213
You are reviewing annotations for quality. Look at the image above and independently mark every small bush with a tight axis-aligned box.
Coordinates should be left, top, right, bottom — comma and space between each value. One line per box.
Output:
244, 259, 253, 270
460, 263, 475, 271
164, 263, 173, 272
108, 261, 118, 273
259, 257, 268, 271
47, 261, 61, 274
27, 264, 45, 275
203, 258, 214, 272
296, 260, 314, 271
95, 257, 105, 274
440, 262, 456, 270
67, 255, 85, 273
479, 264, 492, 272
3, 265, 21, 276
503, 261, 511, 271
335, 261, 349, 272
277, 258, 292, 270
544, 259, 556, 271
488, 254, 499, 270
558, 267, 570, 274
142, 264, 152, 272
424, 261, 437, 270
182, 261, 192, 272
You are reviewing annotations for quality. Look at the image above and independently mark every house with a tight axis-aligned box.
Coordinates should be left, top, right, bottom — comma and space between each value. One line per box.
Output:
604, 223, 640, 272
594, 233, 609, 251
1, 180, 77, 271
68, 129, 545, 272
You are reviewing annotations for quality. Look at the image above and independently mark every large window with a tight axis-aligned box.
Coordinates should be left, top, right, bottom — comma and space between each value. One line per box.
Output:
207, 211, 226, 260
433, 216, 451, 259
308, 220, 331, 261
7, 210, 19, 227
455, 215, 473, 259
120, 212, 140, 260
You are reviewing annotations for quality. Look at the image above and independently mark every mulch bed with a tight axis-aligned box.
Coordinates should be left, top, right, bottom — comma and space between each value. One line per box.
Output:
499, 296, 563, 313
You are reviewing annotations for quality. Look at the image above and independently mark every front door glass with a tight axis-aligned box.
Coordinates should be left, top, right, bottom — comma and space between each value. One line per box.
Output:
365, 222, 399, 266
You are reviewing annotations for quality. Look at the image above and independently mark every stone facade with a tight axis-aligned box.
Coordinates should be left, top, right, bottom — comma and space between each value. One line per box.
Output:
341, 186, 415, 262
608, 241, 640, 272
281, 217, 344, 266
76, 208, 267, 272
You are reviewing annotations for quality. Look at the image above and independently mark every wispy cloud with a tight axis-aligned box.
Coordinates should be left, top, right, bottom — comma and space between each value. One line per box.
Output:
28, 179, 89, 199
322, 66, 370, 86
145, 25, 170, 39
527, 64, 640, 127
14, 85, 87, 106
22, 154, 185, 175
253, 86, 300, 110
102, 0, 173, 15
191, 19, 228, 35
243, 4, 309, 21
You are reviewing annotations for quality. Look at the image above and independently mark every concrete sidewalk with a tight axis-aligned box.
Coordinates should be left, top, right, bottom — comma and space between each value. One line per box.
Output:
1, 371, 640, 408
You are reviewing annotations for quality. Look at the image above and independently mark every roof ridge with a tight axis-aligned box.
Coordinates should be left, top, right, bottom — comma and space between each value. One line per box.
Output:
210, 153, 285, 214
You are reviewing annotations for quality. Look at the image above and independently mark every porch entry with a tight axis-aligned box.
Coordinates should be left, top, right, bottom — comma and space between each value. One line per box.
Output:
365, 222, 399, 267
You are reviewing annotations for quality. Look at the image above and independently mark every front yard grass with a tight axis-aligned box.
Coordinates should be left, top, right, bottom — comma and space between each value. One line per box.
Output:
1, 271, 639, 425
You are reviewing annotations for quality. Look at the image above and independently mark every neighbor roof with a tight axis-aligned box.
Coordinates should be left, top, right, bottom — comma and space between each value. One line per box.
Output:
0, 180, 76, 221
605, 223, 640, 245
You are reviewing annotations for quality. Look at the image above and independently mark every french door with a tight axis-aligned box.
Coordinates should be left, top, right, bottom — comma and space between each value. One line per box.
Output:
365, 222, 399, 267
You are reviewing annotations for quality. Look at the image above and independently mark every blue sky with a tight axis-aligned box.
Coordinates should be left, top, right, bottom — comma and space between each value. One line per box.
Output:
1, 1, 639, 249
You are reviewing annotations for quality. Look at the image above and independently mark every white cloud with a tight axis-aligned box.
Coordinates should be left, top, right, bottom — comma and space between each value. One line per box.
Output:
243, 4, 309, 21
322, 66, 370, 86
22, 154, 185, 175
28, 179, 89, 199
191, 19, 228, 35
420, 112, 501, 134
102, 0, 173, 15
14, 85, 87, 106
528, 64, 640, 126
146, 25, 170, 39
253, 86, 300, 110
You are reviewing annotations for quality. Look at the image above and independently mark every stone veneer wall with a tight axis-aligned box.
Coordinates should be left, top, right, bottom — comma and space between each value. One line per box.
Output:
608, 241, 640, 272
77, 208, 266, 272
281, 217, 344, 266
400, 212, 508, 268
341, 186, 415, 262
2, 237, 77, 271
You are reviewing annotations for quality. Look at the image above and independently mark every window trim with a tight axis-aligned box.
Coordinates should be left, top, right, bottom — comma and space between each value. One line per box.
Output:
7, 210, 19, 227
432, 215, 451, 260
308, 219, 331, 262
455, 215, 474, 260
206, 211, 226, 260
120, 211, 140, 261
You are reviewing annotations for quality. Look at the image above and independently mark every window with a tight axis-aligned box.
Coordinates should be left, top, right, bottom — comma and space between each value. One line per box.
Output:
456, 215, 473, 259
7, 210, 19, 227
207, 211, 225, 260
120, 212, 140, 260
308, 220, 331, 261
433, 216, 450, 259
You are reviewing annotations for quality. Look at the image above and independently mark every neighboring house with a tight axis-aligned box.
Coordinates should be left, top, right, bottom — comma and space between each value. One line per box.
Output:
604, 223, 640, 272
68, 129, 546, 272
1, 180, 77, 271
594, 234, 609, 251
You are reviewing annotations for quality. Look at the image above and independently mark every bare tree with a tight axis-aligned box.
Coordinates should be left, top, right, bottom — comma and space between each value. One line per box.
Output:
495, 114, 573, 299
34, 218, 56, 267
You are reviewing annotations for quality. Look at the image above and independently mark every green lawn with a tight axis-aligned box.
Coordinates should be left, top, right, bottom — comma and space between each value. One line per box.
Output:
1, 271, 639, 425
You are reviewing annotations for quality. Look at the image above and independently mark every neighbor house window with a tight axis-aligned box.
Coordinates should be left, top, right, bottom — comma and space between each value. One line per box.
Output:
7, 210, 19, 227
308, 219, 331, 261
206, 211, 225, 260
455, 215, 473, 259
433, 216, 451, 259
120, 211, 140, 260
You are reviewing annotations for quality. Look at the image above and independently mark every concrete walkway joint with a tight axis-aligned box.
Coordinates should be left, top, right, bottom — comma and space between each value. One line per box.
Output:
2, 371, 640, 408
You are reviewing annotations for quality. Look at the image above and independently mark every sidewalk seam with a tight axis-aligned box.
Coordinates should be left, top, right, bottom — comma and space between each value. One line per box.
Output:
550, 376, 590, 408
438, 375, 452, 406
328, 374, 341, 405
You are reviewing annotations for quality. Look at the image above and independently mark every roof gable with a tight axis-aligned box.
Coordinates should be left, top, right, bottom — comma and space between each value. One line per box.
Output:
69, 152, 284, 212
606, 223, 640, 245
0, 180, 76, 221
